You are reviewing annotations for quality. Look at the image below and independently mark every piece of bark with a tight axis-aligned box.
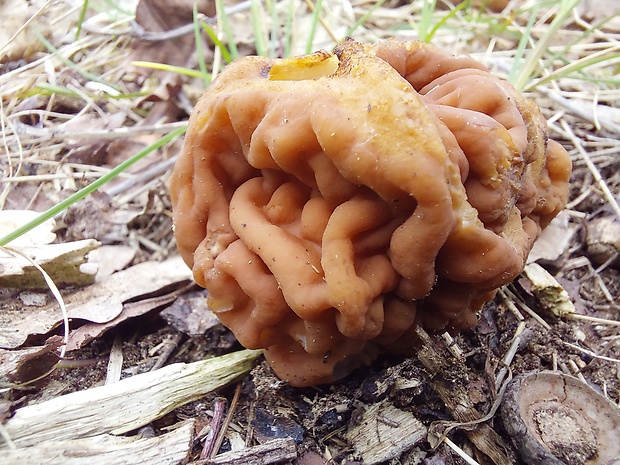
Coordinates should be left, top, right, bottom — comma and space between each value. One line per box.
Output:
0, 419, 195, 465
345, 401, 427, 465
1, 349, 262, 447
416, 327, 516, 465
191, 437, 297, 465
522, 263, 575, 317
0, 239, 100, 289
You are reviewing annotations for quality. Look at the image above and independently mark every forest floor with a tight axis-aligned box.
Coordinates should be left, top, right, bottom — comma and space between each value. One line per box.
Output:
1, 1, 619, 464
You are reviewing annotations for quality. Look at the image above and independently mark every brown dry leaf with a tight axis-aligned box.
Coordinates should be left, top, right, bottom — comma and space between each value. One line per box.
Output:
0, 337, 63, 385
65, 280, 193, 351
87, 245, 136, 279
0, 255, 192, 349
127, 0, 214, 125
527, 211, 576, 263
0, 0, 79, 64
160, 288, 221, 337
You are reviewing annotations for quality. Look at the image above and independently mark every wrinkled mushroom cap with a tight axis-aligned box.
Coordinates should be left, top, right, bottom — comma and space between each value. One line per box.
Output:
170, 39, 571, 386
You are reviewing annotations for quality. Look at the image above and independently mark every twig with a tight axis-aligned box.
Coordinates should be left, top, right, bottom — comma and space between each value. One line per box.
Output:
212, 383, 242, 458
561, 341, 620, 365
444, 437, 481, 465
560, 119, 620, 220
10, 121, 186, 141
105, 336, 124, 385
150, 332, 184, 371
201, 398, 228, 459
495, 320, 526, 391
191, 437, 297, 465
567, 313, 620, 327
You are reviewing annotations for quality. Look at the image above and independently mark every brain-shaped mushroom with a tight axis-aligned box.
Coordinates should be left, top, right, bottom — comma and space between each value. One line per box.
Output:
170, 39, 571, 386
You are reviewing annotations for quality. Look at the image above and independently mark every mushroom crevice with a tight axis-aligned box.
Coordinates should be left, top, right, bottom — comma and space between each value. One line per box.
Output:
170, 39, 571, 387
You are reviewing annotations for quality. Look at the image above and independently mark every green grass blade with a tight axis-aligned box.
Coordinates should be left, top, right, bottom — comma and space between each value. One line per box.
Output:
0, 127, 187, 246
418, 0, 438, 43
193, 3, 211, 87
532, 51, 620, 89
345, 0, 387, 37
131, 61, 206, 79
305, 0, 324, 54
201, 23, 233, 63
35, 32, 121, 92
215, 0, 239, 60
251, 0, 268, 57
426, 0, 469, 42
283, 0, 295, 58
75, 0, 89, 39
511, 0, 582, 90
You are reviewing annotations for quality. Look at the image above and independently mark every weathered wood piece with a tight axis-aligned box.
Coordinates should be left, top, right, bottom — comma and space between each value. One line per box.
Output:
0, 420, 195, 465
523, 263, 575, 317
191, 438, 297, 465
0, 239, 100, 288
0, 349, 262, 447
346, 401, 427, 465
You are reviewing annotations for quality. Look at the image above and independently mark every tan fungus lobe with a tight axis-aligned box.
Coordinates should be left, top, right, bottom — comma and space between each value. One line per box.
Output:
170, 40, 571, 387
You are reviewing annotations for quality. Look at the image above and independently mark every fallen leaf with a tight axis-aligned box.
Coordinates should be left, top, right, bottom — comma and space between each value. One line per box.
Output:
0, 210, 56, 246
87, 245, 136, 279
65, 281, 194, 352
0, 337, 63, 384
0, 255, 192, 349
160, 288, 221, 337
0, 0, 78, 64
528, 211, 576, 263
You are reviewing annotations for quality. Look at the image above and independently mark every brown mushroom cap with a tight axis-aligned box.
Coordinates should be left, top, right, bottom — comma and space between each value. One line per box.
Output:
170, 39, 571, 386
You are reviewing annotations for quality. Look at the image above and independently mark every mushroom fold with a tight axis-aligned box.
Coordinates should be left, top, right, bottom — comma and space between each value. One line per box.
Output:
170, 39, 571, 386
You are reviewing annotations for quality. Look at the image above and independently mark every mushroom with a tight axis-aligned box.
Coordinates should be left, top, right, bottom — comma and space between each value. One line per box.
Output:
170, 39, 571, 386
501, 371, 620, 465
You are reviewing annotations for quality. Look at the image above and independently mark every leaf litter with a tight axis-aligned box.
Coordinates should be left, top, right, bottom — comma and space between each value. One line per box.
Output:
1, 1, 619, 464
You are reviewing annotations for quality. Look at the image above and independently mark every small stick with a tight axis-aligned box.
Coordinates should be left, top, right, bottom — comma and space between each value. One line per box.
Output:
495, 320, 526, 391
211, 383, 243, 458
201, 398, 228, 459
444, 437, 481, 465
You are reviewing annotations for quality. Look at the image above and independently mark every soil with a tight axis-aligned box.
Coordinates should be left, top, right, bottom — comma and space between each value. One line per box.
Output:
1, 1, 619, 464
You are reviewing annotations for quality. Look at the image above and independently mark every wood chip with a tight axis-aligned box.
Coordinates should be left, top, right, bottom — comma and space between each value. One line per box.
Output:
345, 401, 427, 465
192, 437, 297, 465
0, 419, 196, 465
1, 349, 262, 447
522, 263, 575, 317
